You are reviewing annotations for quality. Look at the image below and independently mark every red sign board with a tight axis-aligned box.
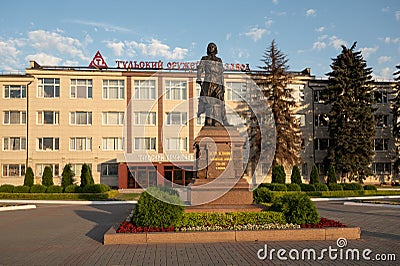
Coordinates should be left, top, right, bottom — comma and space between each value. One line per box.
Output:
89, 51, 108, 69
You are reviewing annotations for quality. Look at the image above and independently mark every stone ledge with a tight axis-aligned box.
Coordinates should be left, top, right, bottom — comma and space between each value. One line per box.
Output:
103, 227, 361, 245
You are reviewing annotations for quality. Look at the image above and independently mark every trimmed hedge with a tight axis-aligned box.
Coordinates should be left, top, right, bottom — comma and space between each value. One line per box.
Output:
328, 183, 343, 191
314, 183, 329, 191
287, 183, 301, 191
30, 185, 47, 193
270, 183, 287, 191
46, 185, 63, 193
342, 183, 364, 191
82, 184, 110, 193
300, 184, 316, 191
0, 191, 118, 200
363, 185, 377, 191
0, 184, 15, 193
64, 184, 82, 193
13, 185, 30, 193
253, 187, 274, 203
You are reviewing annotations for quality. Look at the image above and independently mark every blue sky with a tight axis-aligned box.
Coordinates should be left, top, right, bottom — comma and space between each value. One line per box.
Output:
0, 0, 399, 79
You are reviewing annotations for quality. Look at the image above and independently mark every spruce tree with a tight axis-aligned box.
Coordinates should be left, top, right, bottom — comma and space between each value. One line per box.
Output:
24, 166, 34, 187
310, 164, 320, 184
255, 40, 302, 169
80, 163, 94, 187
41, 166, 54, 186
327, 164, 337, 184
61, 164, 75, 188
290, 165, 302, 184
271, 164, 286, 184
325, 42, 375, 182
393, 64, 400, 178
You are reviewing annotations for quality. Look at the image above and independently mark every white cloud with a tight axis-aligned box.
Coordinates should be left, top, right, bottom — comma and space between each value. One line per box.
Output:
245, 27, 267, 42
328, 36, 347, 50
373, 67, 393, 80
0, 38, 25, 71
359, 46, 378, 58
396, 11, 400, 21
384, 37, 391, 44
315, 26, 325, 32
25, 53, 62, 66
272, 0, 279, 4
105, 41, 125, 56
28, 30, 89, 61
378, 56, 391, 64
226, 33, 232, 41
65, 19, 132, 33
312, 41, 326, 51
265, 19, 274, 27
127, 39, 188, 60
306, 9, 316, 17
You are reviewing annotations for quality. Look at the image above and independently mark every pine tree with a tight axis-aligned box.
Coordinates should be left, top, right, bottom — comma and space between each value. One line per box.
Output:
290, 165, 302, 184
326, 42, 375, 182
42, 166, 54, 186
255, 40, 302, 169
327, 164, 337, 184
24, 167, 34, 187
310, 164, 320, 184
61, 164, 75, 188
393, 64, 400, 178
272, 164, 286, 184
80, 163, 94, 187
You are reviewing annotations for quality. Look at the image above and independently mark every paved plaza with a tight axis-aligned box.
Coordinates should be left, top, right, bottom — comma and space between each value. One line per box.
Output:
0, 201, 399, 265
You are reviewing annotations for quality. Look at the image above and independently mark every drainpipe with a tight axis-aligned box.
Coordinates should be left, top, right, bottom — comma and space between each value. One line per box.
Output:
25, 79, 33, 168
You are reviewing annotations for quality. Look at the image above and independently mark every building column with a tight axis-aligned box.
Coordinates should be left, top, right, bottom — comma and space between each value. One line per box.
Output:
118, 162, 128, 189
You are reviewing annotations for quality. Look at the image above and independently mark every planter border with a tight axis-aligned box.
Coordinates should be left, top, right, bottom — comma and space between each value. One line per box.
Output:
103, 226, 360, 245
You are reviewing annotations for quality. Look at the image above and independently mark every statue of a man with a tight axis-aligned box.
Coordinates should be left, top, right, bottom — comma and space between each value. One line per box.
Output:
196, 42, 229, 126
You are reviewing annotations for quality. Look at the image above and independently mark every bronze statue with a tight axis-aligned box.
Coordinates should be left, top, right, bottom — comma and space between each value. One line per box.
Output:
196, 42, 229, 126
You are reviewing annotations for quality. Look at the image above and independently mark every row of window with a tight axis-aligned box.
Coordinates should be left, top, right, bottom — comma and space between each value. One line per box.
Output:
313, 90, 389, 104
3, 80, 248, 101
311, 162, 392, 175
2, 163, 118, 177
314, 114, 389, 128
2, 137, 188, 151
313, 138, 390, 151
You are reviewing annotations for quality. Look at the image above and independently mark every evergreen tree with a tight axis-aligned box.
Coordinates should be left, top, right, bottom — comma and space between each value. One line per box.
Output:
272, 164, 286, 184
327, 164, 337, 184
325, 42, 375, 182
61, 164, 75, 188
255, 40, 302, 169
310, 164, 320, 184
41, 166, 54, 186
80, 163, 94, 187
24, 166, 34, 187
290, 165, 302, 184
393, 64, 400, 178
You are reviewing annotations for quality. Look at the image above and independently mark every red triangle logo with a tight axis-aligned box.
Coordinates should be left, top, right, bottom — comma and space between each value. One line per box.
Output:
89, 51, 108, 69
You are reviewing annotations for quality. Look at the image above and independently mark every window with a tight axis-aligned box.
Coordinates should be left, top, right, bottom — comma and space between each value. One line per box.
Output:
2, 164, 25, 177
166, 138, 187, 151
313, 90, 325, 103
196, 113, 205, 125
134, 137, 156, 150
71, 79, 92, 98
127, 166, 157, 188
165, 80, 187, 100
166, 112, 187, 125
102, 112, 124, 125
294, 114, 306, 127
314, 138, 330, 151
70, 137, 92, 151
35, 164, 59, 177
3, 137, 26, 151
70, 112, 92, 125
134, 112, 156, 125
134, 80, 156, 100
314, 113, 329, 127
3, 111, 26, 124
38, 78, 60, 98
101, 163, 118, 176
37, 111, 59, 125
372, 163, 391, 174
103, 80, 125, 99
226, 82, 247, 101
302, 163, 308, 177
374, 91, 388, 104
374, 138, 389, 151
38, 137, 59, 151
70, 163, 92, 177
375, 115, 389, 128
4, 85, 26, 99
102, 137, 123, 151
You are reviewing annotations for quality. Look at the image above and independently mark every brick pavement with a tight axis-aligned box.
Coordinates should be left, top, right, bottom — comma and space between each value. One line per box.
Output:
0, 201, 398, 265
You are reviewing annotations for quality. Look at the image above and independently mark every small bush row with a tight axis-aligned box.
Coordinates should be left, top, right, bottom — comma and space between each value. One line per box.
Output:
0, 184, 110, 193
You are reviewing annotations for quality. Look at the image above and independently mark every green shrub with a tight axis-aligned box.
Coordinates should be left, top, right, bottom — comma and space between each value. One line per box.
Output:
327, 164, 337, 184
30, 184, 47, 193
270, 183, 287, 191
272, 165, 286, 184
342, 183, 364, 191
310, 164, 320, 184
80, 163, 94, 187
300, 183, 316, 191
61, 164, 75, 188
64, 184, 82, 193
253, 187, 274, 203
0, 184, 15, 193
271, 193, 320, 225
258, 183, 273, 190
13, 185, 30, 193
290, 165, 302, 185
24, 167, 34, 187
363, 185, 377, 191
287, 183, 301, 191
0, 192, 115, 200
41, 166, 54, 187
328, 183, 343, 191
314, 183, 329, 191
46, 185, 63, 193
82, 184, 110, 193
133, 187, 184, 228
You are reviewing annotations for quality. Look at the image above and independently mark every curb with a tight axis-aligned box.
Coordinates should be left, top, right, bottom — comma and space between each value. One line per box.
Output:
0, 204, 37, 212
0, 200, 137, 205
311, 195, 400, 202
344, 202, 400, 209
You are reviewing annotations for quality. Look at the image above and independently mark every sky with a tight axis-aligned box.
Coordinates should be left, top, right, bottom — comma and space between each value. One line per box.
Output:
0, 0, 399, 80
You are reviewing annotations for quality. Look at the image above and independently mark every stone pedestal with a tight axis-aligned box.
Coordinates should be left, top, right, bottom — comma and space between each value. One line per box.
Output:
189, 126, 252, 206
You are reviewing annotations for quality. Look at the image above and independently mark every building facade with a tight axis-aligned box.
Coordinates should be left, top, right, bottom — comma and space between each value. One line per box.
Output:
0, 57, 396, 188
